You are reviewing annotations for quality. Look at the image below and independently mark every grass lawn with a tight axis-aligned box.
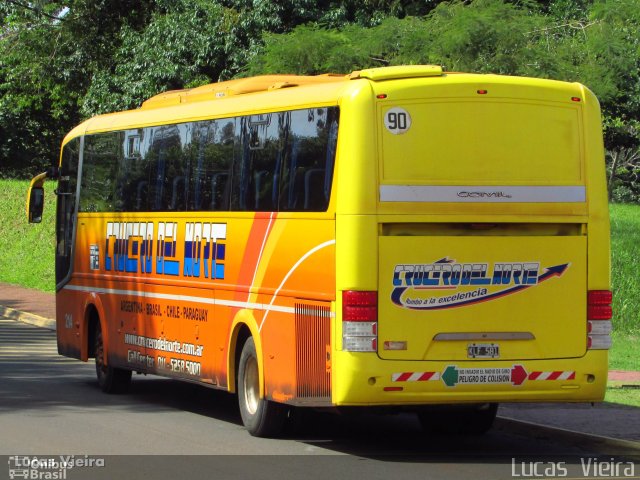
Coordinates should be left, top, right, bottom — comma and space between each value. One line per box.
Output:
606, 333, 640, 407
609, 333, 640, 371
606, 204, 640, 407
605, 385, 640, 408
609, 203, 640, 336
0, 179, 56, 291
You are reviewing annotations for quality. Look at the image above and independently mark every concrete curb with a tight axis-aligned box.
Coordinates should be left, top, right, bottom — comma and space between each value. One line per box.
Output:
0, 305, 56, 331
496, 416, 640, 454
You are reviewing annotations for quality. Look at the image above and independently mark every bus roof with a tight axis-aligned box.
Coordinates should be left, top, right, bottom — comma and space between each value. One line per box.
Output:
62, 65, 587, 146
62, 66, 446, 144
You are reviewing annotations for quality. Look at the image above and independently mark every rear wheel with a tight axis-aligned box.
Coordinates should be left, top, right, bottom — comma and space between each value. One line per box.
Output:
237, 337, 286, 437
94, 322, 131, 394
418, 403, 498, 435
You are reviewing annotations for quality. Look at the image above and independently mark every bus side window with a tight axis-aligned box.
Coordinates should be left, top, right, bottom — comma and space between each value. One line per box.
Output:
80, 132, 121, 212
135, 180, 148, 212
253, 169, 273, 210
169, 176, 186, 210
232, 114, 280, 212
148, 125, 184, 212
279, 107, 338, 212
304, 168, 324, 210
189, 119, 234, 212
211, 172, 229, 210
117, 129, 148, 212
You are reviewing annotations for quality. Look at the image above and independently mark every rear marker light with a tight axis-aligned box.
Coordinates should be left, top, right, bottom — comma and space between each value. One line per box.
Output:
587, 305, 612, 320
383, 341, 407, 351
477, 89, 488, 95
588, 290, 612, 305
588, 335, 612, 350
343, 290, 378, 352
343, 322, 376, 336
571, 97, 581, 102
588, 320, 612, 335
587, 290, 612, 350
377, 94, 388, 99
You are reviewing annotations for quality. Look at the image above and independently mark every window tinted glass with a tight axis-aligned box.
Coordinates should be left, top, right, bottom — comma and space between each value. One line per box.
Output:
80, 132, 121, 212
231, 113, 288, 211
117, 129, 151, 212
188, 119, 235, 211
78, 106, 338, 213
147, 125, 186, 211
56, 138, 80, 285
279, 108, 339, 211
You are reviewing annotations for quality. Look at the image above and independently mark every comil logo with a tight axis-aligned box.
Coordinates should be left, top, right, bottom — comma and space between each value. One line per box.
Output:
457, 191, 513, 199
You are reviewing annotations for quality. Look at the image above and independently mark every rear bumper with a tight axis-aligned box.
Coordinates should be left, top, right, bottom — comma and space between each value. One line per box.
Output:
332, 350, 607, 406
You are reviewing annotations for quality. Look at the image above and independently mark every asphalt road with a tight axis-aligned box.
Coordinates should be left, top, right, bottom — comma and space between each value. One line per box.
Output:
1, 318, 638, 480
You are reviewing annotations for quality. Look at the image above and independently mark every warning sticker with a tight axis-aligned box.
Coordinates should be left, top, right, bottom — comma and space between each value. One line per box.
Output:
442, 365, 527, 387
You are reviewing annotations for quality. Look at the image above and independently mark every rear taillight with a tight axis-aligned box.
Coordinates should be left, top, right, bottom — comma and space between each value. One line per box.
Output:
587, 290, 612, 350
342, 290, 377, 352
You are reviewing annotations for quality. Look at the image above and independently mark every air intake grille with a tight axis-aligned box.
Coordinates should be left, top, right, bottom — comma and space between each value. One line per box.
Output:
295, 302, 331, 399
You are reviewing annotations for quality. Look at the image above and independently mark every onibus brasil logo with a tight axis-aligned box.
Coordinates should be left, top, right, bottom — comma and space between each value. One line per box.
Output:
391, 258, 569, 310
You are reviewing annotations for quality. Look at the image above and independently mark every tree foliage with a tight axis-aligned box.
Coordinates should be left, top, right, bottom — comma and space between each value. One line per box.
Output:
1, 0, 639, 201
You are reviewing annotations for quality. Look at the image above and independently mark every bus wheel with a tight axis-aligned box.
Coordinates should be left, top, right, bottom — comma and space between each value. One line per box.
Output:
237, 336, 286, 437
418, 403, 498, 435
94, 322, 131, 394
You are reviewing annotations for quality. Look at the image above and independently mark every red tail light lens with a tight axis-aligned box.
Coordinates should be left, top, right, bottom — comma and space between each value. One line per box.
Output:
342, 291, 378, 352
588, 290, 612, 306
587, 305, 612, 320
587, 290, 612, 350
343, 291, 377, 322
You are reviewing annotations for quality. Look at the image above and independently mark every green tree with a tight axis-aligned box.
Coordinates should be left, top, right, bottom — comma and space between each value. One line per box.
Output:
0, 0, 155, 177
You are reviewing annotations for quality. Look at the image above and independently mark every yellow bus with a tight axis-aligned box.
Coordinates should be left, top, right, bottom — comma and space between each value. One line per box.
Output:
28, 65, 611, 437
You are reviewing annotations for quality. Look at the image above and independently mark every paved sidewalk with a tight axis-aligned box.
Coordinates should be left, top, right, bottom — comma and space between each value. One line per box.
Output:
0, 281, 55, 329
0, 282, 55, 319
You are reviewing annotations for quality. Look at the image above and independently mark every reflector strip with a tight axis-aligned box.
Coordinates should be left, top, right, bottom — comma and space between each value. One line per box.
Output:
528, 371, 575, 381
392, 371, 440, 382
379, 185, 586, 203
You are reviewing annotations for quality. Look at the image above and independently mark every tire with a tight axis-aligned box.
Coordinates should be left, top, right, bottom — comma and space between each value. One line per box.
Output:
94, 322, 131, 394
418, 403, 498, 435
237, 337, 286, 437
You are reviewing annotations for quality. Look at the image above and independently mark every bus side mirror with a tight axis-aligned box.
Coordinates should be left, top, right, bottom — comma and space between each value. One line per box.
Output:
27, 172, 47, 224
28, 186, 45, 223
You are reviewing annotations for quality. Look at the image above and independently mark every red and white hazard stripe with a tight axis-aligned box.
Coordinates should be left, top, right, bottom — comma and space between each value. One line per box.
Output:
392, 372, 440, 382
528, 371, 576, 381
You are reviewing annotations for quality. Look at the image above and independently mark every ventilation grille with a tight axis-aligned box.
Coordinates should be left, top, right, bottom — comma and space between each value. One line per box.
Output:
295, 302, 331, 399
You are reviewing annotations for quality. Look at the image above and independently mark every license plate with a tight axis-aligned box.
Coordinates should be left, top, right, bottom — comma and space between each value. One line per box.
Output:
467, 343, 500, 359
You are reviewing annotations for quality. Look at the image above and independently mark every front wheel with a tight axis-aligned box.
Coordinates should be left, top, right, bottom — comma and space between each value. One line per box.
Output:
94, 322, 131, 394
237, 337, 286, 437
418, 403, 498, 435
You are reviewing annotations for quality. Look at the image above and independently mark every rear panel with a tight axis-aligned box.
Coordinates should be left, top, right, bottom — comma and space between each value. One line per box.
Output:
333, 71, 609, 406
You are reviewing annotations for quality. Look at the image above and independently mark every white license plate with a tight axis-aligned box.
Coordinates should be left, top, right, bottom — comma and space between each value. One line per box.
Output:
467, 343, 500, 359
